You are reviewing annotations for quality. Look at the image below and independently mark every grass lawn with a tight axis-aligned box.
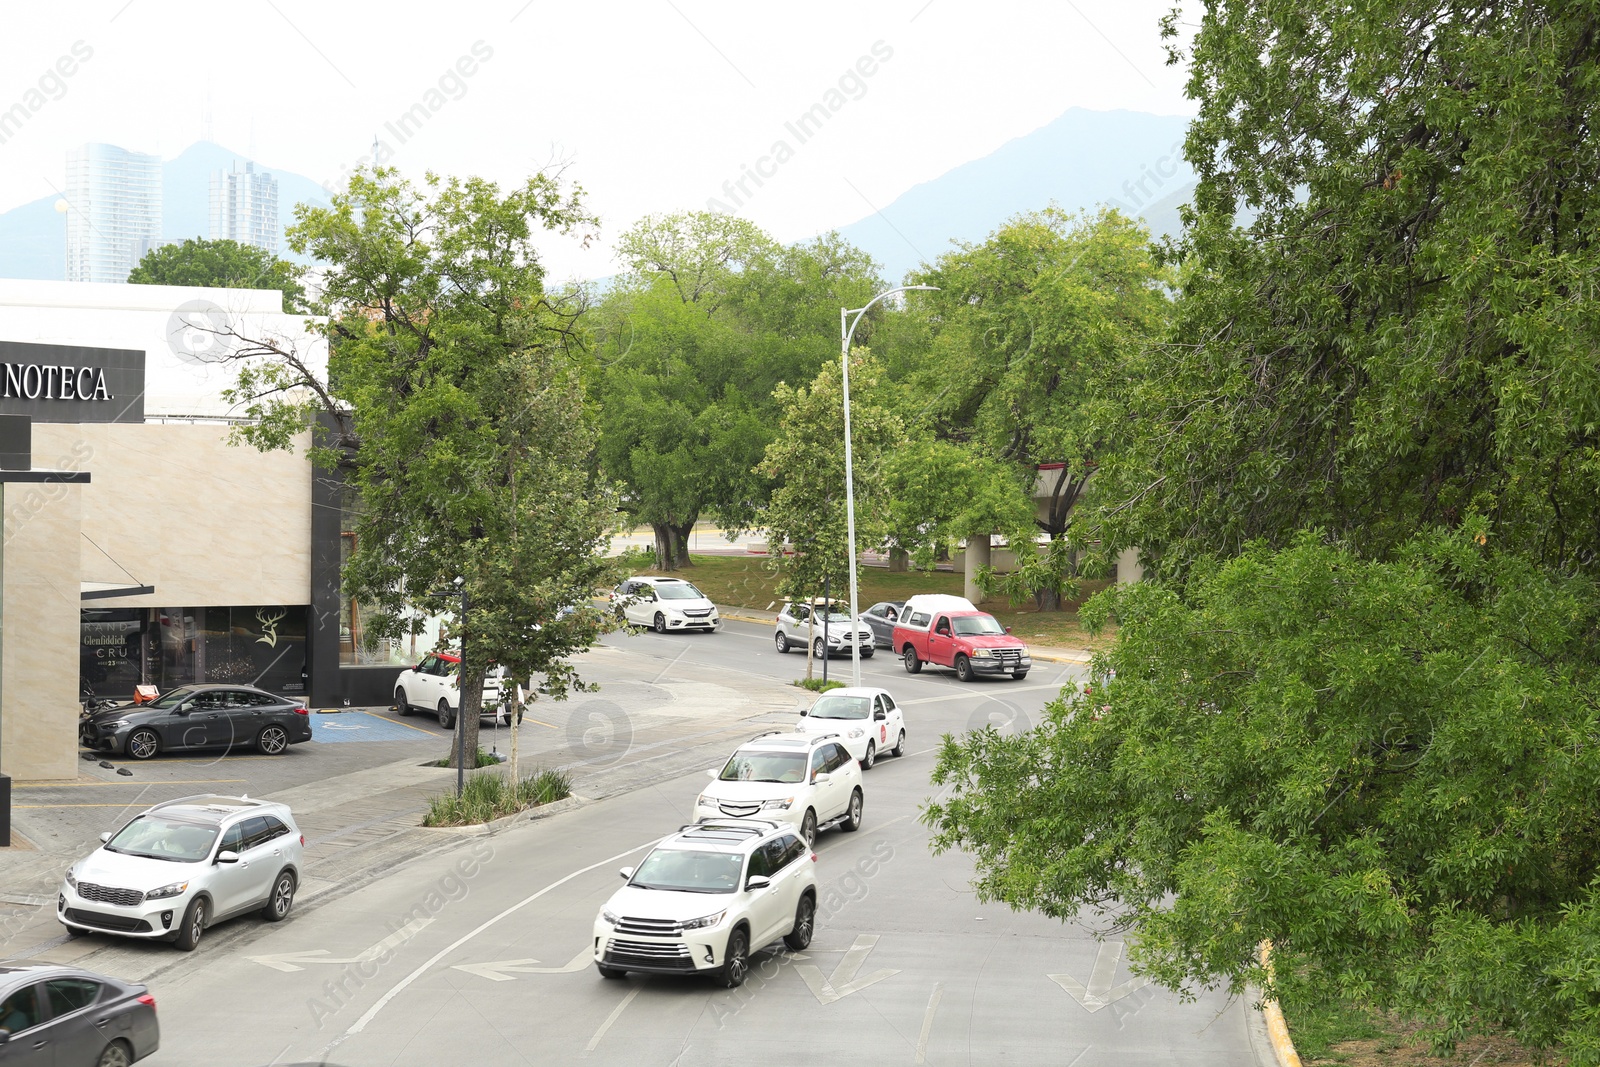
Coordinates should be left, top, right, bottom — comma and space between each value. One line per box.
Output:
1289, 998, 1556, 1066
630, 553, 1118, 653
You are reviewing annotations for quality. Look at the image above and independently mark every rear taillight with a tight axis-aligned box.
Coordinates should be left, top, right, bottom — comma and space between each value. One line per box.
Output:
299, 835, 305, 847
292, 706, 308, 716
137, 994, 156, 1011
810, 852, 818, 862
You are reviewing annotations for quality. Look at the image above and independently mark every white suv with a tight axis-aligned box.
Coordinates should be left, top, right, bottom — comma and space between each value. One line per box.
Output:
593, 820, 816, 987
394, 651, 516, 730
59, 795, 303, 952
612, 576, 722, 634
694, 731, 864, 846
795, 686, 906, 769
773, 600, 874, 660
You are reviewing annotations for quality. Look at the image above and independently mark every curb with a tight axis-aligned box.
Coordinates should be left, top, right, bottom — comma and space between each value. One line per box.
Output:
418, 793, 587, 836
1258, 941, 1304, 1067
717, 611, 1095, 666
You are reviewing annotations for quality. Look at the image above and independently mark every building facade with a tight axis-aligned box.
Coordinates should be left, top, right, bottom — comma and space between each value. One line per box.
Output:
209, 162, 279, 255
64, 144, 163, 284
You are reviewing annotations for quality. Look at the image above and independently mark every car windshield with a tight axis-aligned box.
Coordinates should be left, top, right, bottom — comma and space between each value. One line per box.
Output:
818, 610, 854, 622
953, 615, 1006, 636
809, 695, 871, 720
629, 848, 743, 893
654, 583, 705, 600
105, 815, 219, 862
144, 686, 198, 710
718, 750, 806, 783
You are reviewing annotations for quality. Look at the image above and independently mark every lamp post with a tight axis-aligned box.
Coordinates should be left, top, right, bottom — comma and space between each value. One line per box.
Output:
429, 576, 467, 798
840, 285, 938, 687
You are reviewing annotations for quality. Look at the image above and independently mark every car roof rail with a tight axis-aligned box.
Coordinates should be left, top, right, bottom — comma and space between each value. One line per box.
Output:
748, 729, 792, 741
680, 819, 782, 835
148, 794, 264, 812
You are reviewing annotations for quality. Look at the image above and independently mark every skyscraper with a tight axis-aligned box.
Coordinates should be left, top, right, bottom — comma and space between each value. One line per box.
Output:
209, 161, 279, 255
64, 143, 163, 284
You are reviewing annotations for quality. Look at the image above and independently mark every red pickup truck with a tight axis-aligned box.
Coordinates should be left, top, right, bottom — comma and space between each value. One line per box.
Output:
891, 595, 1032, 682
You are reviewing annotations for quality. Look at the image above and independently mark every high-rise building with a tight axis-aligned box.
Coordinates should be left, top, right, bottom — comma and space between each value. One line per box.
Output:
64, 143, 163, 284
209, 161, 279, 255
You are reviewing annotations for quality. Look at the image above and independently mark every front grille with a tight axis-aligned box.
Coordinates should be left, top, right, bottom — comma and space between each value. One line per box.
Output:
717, 801, 762, 818
65, 908, 151, 933
682, 608, 713, 618
992, 649, 1024, 666
615, 916, 684, 937
604, 938, 696, 969
76, 882, 145, 907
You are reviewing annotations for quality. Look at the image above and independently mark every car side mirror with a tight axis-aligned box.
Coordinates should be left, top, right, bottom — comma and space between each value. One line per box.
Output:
745, 875, 771, 892
874, 710, 886, 721
813, 771, 830, 784
1005, 626, 1013, 634
99, 832, 112, 843
216, 850, 240, 864
0, 1030, 10, 1046
797, 707, 808, 717
706, 768, 718, 778
619, 866, 634, 880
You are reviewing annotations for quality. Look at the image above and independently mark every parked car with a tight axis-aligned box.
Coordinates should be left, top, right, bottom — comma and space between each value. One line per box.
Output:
592, 819, 816, 987
0, 962, 159, 1065
859, 601, 906, 649
611, 576, 721, 633
394, 652, 518, 730
772, 600, 874, 659
59, 794, 304, 952
795, 686, 905, 769
79, 684, 312, 760
893, 594, 1032, 681
694, 731, 864, 846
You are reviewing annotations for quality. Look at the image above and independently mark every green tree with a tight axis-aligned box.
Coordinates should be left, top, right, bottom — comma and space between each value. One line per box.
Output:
927, 529, 1600, 1056
758, 354, 902, 677
232, 168, 615, 766
128, 237, 308, 312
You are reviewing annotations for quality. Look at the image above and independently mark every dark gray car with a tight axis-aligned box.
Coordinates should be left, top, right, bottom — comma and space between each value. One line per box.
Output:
860, 601, 906, 649
0, 963, 159, 1066
79, 684, 313, 761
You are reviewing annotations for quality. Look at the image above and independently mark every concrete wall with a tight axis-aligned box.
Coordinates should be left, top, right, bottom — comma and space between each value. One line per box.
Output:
36, 423, 312, 609
2, 479, 84, 782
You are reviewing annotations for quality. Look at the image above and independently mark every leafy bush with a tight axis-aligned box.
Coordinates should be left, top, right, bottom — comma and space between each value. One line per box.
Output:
423, 767, 573, 827
792, 678, 845, 693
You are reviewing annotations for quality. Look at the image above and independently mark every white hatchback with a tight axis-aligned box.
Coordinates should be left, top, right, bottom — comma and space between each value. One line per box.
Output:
795, 686, 906, 769
694, 731, 864, 846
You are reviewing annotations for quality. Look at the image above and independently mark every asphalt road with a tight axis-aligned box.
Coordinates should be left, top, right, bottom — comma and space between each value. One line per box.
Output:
37, 623, 1274, 1066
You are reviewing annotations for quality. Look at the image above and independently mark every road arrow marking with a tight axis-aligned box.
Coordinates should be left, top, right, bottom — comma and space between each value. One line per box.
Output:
1049, 941, 1149, 1013
247, 917, 433, 972
450, 947, 592, 981
796, 934, 899, 1005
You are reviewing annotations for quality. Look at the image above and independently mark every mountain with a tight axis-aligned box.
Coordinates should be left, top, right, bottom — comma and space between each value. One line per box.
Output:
0, 141, 332, 281
833, 107, 1196, 281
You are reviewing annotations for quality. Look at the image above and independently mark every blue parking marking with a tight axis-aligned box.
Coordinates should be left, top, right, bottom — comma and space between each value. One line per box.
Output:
309, 711, 437, 743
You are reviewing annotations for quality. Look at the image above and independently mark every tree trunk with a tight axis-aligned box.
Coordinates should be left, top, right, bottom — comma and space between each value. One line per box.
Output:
671, 522, 695, 567
1036, 587, 1062, 612
887, 547, 909, 572
452, 661, 486, 768
652, 522, 676, 570
805, 610, 815, 681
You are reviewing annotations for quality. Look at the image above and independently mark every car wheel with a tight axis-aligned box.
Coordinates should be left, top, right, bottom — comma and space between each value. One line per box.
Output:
125, 728, 159, 760
653, 612, 668, 634
62, 922, 88, 939
438, 700, 455, 730
861, 740, 876, 770
256, 725, 290, 755
800, 808, 818, 847
813, 638, 827, 660
597, 963, 627, 980
902, 646, 922, 674
716, 927, 750, 988
1014, 670, 1029, 681
262, 870, 296, 922
95, 1040, 134, 1067
842, 788, 864, 832
955, 654, 974, 682
862, 648, 874, 659
892, 729, 906, 757
174, 897, 207, 952
395, 687, 410, 715
784, 893, 816, 951
774, 631, 789, 654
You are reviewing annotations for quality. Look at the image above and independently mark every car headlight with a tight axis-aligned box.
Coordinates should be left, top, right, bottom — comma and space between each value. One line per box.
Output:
601, 908, 621, 926
970, 648, 994, 658
759, 797, 793, 811
847, 728, 865, 739
681, 910, 726, 930
696, 793, 717, 808
64, 869, 78, 889
146, 880, 189, 901
103, 719, 130, 729
1020, 654, 1032, 663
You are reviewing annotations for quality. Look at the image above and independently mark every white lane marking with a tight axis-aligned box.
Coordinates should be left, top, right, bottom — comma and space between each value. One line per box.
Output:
796, 933, 900, 1004
1049, 941, 1150, 1012
331, 839, 656, 1044
586, 986, 641, 1051
247, 917, 433, 972
451, 947, 592, 981
915, 982, 944, 1063
900, 682, 1065, 705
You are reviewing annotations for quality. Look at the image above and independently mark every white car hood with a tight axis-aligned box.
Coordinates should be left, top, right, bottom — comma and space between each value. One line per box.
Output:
701, 778, 804, 803
795, 716, 868, 735
658, 597, 717, 613
604, 883, 736, 921
73, 849, 205, 890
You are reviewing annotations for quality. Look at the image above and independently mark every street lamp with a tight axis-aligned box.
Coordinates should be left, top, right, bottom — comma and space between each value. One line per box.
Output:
429, 576, 467, 798
841, 284, 938, 687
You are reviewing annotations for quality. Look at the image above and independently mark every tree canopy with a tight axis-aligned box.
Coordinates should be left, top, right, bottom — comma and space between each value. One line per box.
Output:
128, 237, 308, 312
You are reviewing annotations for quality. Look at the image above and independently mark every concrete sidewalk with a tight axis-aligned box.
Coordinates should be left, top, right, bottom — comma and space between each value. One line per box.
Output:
715, 603, 1097, 665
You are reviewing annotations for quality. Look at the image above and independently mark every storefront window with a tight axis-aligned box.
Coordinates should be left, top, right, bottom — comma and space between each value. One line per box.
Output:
338, 488, 423, 666
80, 605, 309, 697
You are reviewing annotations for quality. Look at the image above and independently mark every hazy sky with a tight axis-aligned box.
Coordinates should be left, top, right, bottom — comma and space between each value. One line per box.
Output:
1, 1, 1193, 280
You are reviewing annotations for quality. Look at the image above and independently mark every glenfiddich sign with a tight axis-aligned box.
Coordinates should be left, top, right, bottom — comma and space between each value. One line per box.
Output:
0, 340, 144, 424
